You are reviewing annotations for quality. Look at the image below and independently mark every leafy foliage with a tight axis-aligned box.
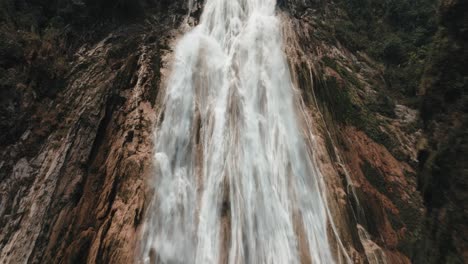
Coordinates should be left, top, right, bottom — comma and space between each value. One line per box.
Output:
333, 0, 438, 98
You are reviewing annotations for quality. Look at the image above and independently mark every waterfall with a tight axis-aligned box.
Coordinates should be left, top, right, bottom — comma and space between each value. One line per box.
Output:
141, 0, 347, 263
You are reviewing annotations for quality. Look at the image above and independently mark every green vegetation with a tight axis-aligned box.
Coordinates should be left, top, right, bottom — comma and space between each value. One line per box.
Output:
333, 0, 438, 99
318, 57, 398, 151
360, 160, 387, 194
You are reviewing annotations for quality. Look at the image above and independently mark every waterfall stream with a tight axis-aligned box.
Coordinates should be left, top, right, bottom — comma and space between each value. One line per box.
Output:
141, 0, 347, 263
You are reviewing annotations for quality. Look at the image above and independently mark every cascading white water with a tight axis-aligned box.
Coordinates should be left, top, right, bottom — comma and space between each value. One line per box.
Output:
141, 0, 347, 263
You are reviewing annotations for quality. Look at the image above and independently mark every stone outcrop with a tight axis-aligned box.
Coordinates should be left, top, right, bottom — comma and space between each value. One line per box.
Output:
280, 5, 425, 262
0, 1, 198, 262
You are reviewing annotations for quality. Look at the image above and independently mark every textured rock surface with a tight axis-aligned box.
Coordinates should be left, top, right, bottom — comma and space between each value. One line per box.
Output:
0, 0, 199, 262
280, 5, 424, 262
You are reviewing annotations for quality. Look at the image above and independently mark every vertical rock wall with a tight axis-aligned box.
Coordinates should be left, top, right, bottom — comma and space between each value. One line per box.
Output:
0, 1, 200, 262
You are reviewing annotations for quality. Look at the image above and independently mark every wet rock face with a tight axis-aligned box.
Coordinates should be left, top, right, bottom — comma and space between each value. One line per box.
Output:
281, 0, 467, 262
0, 0, 191, 262
281, 0, 430, 259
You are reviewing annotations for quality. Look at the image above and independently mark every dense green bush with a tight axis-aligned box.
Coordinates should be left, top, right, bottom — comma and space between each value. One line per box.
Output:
333, 0, 438, 98
382, 34, 405, 64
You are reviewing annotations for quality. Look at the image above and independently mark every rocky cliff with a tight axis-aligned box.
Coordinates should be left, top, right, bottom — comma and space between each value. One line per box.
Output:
0, 0, 466, 263
0, 0, 197, 262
